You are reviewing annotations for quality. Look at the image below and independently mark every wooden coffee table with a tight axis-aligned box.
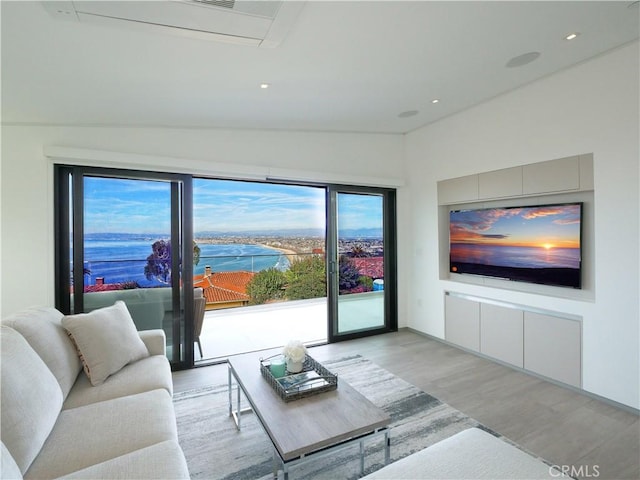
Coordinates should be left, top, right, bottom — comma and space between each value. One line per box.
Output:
227, 350, 391, 479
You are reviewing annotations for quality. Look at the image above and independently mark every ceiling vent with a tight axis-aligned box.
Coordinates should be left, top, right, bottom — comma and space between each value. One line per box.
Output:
42, 1, 305, 47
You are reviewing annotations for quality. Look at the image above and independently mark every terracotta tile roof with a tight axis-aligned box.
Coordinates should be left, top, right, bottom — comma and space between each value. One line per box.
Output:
351, 257, 384, 279
212, 271, 255, 293
201, 285, 250, 304
194, 270, 256, 305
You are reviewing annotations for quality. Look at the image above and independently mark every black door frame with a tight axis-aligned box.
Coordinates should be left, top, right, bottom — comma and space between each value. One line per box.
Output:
326, 184, 398, 343
54, 165, 194, 370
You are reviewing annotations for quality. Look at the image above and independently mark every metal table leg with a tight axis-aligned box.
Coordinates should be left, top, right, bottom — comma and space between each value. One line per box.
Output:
384, 430, 391, 464
273, 449, 279, 479
227, 365, 232, 417
228, 364, 252, 431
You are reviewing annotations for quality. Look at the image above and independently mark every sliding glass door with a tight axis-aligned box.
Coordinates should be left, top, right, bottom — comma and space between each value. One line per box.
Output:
55, 166, 397, 367
328, 187, 397, 341
55, 166, 193, 368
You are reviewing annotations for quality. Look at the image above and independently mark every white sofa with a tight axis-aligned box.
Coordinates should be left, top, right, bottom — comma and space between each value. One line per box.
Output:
363, 427, 563, 480
0, 305, 189, 479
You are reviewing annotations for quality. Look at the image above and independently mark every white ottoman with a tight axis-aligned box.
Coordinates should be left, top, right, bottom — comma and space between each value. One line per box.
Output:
363, 428, 564, 479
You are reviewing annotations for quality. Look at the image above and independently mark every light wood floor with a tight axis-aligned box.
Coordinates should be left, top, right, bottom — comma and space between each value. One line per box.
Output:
173, 329, 639, 480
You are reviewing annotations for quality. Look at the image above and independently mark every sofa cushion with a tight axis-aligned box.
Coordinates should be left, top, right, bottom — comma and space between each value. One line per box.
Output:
0, 326, 63, 475
63, 355, 173, 410
2, 441, 22, 480
62, 301, 149, 386
138, 329, 167, 357
25, 389, 178, 479
56, 440, 189, 479
2, 307, 82, 399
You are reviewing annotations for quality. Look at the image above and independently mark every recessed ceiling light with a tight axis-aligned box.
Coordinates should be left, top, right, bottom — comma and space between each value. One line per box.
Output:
260, 83, 270, 89
431, 99, 440, 104
505, 51, 541, 68
565, 32, 580, 41
398, 110, 419, 118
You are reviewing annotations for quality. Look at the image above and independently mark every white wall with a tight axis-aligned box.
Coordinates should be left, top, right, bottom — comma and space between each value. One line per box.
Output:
1, 126, 406, 320
404, 42, 640, 409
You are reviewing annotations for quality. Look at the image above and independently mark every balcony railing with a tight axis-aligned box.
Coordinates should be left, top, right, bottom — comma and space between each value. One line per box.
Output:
79, 253, 384, 295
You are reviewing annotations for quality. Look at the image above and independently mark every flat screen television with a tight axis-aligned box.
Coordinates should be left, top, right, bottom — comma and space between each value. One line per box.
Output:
449, 203, 582, 289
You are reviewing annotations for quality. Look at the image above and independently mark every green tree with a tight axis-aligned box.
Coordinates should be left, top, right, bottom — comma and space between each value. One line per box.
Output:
246, 267, 287, 305
144, 239, 172, 283
144, 239, 201, 284
358, 275, 373, 291
193, 240, 201, 267
285, 255, 326, 300
338, 255, 360, 293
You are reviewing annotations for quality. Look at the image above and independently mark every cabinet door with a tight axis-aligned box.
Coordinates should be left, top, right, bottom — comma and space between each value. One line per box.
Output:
478, 167, 523, 199
524, 312, 581, 387
523, 156, 580, 194
480, 303, 523, 368
445, 295, 480, 352
437, 175, 478, 205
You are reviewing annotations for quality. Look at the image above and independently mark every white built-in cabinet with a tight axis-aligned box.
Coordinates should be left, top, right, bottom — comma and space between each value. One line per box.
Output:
438, 154, 593, 204
439, 155, 589, 389
523, 312, 582, 387
444, 295, 480, 352
445, 293, 581, 388
480, 303, 524, 368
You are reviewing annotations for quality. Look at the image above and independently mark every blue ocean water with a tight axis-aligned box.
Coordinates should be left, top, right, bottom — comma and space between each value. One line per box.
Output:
82, 239, 290, 287
450, 244, 580, 269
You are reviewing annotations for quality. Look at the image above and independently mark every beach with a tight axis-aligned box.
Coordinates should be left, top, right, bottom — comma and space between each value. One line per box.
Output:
258, 244, 300, 264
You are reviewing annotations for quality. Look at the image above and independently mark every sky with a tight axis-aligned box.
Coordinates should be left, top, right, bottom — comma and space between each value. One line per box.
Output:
83, 176, 383, 235
193, 178, 326, 233
337, 192, 383, 233
449, 204, 581, 249
84, 177, 171, 234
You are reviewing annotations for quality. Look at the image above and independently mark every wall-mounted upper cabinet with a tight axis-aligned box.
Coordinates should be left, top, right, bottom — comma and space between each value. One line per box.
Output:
579, 154, 594, 191
478, 166, 523, 199
437, 154, 593, 205
523, 156, 579, 195
437, 174, 479, 205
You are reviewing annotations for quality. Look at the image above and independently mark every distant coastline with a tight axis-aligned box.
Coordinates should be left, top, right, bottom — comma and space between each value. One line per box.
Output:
194, 235, 324, 257
258, 244, 300, 263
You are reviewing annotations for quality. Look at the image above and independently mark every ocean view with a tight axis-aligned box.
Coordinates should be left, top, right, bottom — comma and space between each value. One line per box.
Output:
450, 244, 580, 270
82, 237, 290, 287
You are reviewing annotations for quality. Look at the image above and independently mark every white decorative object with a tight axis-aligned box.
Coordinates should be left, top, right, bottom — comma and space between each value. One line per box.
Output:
286, 360, 303, 373
282, 340, 307, 373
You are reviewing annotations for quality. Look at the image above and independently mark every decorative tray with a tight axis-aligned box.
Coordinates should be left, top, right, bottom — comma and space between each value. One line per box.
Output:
259, 354, 338, 402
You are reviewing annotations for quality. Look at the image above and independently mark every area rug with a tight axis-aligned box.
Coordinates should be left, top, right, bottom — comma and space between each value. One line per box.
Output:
174, 355, 484, 480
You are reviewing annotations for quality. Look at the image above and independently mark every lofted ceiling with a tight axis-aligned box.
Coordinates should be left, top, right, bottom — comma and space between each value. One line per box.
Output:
1, 1, 638, 134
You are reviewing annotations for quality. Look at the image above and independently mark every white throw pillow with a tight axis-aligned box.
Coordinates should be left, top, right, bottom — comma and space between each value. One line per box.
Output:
62, 301, 149, 386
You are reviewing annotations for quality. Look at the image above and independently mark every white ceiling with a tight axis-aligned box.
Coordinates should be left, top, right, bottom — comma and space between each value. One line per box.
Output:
2, 1, 638, 134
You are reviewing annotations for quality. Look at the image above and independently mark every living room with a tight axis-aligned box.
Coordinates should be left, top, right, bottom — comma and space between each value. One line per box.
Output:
1, 1, 638, 479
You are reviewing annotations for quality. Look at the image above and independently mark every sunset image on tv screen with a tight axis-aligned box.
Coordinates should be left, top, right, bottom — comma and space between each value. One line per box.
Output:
449, 203, 582, 288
